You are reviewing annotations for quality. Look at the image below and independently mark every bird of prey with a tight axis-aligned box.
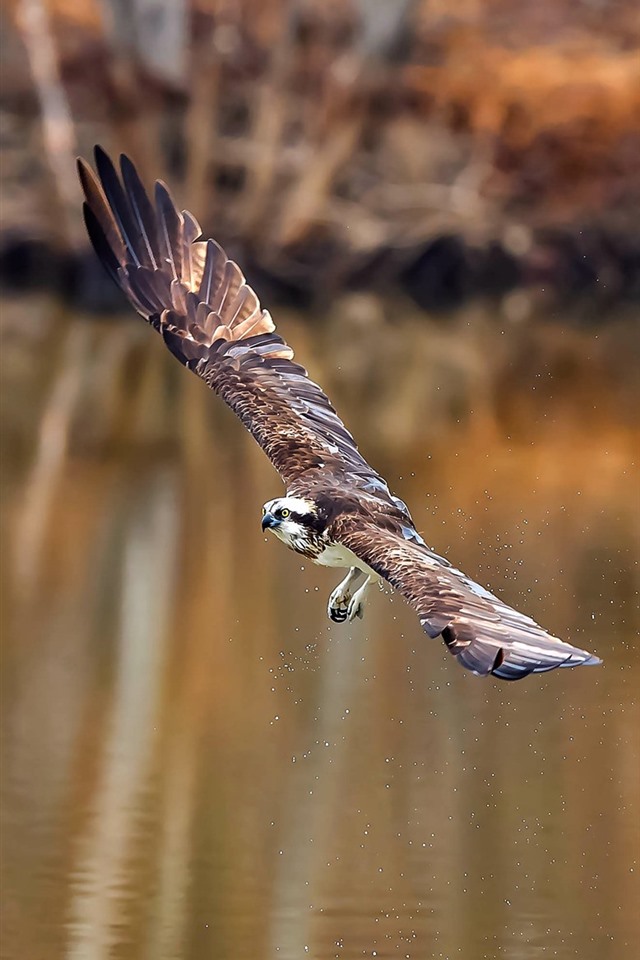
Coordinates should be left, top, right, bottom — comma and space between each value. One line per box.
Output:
78, 147, 602, 681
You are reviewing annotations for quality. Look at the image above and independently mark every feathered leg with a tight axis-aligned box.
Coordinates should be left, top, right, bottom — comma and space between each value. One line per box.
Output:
327, 567, 366, 623
346, 575, 378, 622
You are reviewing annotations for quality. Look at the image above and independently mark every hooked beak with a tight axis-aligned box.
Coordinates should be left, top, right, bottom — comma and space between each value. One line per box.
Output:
261, 512, 280, 531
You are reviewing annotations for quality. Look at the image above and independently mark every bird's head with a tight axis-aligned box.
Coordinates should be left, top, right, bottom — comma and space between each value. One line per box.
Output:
261, 496, 321, 547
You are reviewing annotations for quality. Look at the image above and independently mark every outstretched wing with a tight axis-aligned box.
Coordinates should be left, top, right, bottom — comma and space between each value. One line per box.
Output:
335, 517, 602, 680
78, 147, 402, 506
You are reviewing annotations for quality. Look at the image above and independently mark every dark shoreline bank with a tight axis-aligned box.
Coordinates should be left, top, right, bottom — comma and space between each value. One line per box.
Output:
1, 226, 638, 321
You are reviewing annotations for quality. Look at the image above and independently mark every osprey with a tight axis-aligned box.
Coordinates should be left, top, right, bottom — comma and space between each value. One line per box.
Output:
78, 147, 602, 681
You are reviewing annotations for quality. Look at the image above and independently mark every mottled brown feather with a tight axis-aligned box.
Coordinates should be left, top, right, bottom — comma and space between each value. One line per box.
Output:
78, 148, 404, 503
333, 515, 602, 680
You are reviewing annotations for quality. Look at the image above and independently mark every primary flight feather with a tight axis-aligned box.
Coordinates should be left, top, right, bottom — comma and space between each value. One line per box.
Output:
78, 146, 602, 681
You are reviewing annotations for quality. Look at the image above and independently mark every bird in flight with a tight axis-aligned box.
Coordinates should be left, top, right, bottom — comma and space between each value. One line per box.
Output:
78, 147, 602, 681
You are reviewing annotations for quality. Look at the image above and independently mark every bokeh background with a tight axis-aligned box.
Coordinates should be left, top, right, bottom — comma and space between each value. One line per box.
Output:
1, 2, 639, 959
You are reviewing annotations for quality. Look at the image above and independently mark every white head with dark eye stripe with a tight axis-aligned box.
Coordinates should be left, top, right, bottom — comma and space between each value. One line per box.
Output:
261, 496, 322, 548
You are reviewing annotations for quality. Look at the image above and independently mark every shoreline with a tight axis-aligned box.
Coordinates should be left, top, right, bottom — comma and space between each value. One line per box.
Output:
1, 226, 639, 319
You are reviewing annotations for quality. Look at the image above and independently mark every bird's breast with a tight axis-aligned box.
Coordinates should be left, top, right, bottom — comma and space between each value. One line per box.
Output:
312, 540, 375, 574
282, 533, 374, 575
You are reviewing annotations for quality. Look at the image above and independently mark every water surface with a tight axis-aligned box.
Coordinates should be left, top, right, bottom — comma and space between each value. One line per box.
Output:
1, 296, 639, 959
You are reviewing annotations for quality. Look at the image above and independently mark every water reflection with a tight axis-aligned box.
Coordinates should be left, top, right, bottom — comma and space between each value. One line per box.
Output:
1, 297, 639, 960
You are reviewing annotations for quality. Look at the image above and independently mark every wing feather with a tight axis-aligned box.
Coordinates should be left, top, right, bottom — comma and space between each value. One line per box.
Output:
155, 181, 183, 280
199, 240, 226, 304
335, 519, 602, 681
81, 202, 121, 284
77, 147, 405, 505
120, 153, 161, 268
94, 146, 146, 268
78, 163, 127, 270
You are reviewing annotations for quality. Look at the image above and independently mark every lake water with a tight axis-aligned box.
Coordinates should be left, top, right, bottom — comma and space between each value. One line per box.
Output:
1, 295, 639, 959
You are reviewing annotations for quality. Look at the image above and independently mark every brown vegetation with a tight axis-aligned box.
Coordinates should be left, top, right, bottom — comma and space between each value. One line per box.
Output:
1, 0, 639, 304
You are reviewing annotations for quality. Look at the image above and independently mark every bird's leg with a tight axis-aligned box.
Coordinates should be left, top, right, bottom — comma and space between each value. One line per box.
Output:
346, 574, 379, 622
327, 567, 366, 623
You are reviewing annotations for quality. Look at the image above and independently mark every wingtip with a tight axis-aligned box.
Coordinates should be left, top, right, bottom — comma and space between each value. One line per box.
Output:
76, 155, 93, 189
555, 640, 604, 670
555, 650, 603, 671
154, 178, 175, 205
582, 654, 603, 667
118, 152, 137, 177
470, 637, 603, 681
93, 143, 108, 164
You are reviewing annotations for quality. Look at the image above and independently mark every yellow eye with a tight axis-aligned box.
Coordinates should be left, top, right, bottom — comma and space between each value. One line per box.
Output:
280, 508, 290, 518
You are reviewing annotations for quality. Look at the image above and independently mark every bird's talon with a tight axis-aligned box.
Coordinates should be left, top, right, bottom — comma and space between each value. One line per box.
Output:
347, 597, 364, 621
328, 589, 352, 624
329, 606, 348, 623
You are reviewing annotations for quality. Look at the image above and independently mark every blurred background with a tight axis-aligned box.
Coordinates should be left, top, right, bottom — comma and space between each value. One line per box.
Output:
1, 2, 639, 959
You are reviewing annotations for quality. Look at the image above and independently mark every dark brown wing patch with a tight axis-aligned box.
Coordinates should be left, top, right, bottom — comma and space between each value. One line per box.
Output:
335, 518, 602, 681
